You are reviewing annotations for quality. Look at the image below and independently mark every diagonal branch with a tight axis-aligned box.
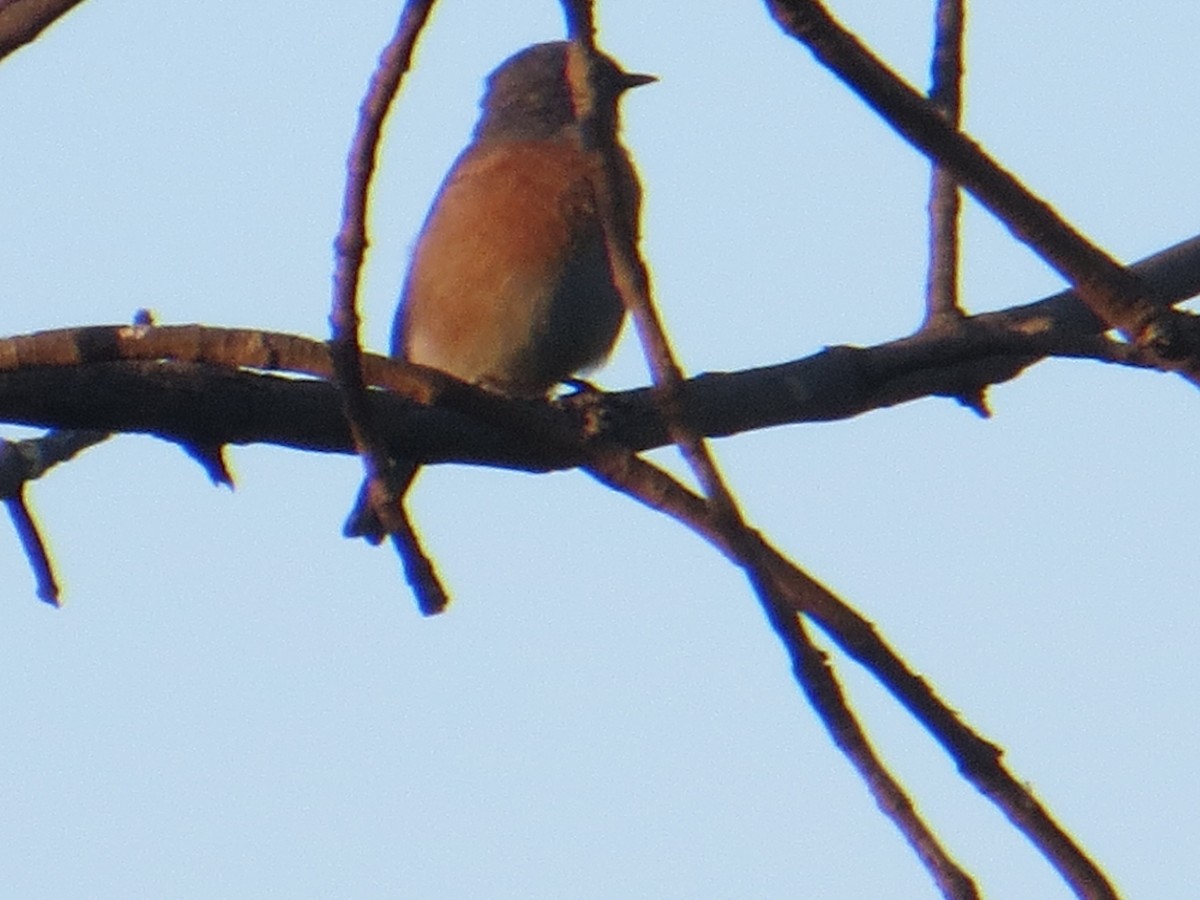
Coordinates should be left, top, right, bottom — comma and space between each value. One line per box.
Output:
562, 4, 744, 528
765, 0, 1200, 384
576, 442, 976, 895
586, 450, 1117, 899
0, 0, 87, 60
766, 593, 979, 898
564, 7, 974, 890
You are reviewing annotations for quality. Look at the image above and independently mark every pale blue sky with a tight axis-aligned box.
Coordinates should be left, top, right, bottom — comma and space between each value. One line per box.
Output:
2, 2, 1198, 897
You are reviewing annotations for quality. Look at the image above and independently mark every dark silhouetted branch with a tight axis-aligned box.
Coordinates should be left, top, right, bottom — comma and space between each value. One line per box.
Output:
328, 0, 445, 614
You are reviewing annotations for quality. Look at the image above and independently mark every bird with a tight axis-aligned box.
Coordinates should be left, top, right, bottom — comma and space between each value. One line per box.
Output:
344, 41, 654, 554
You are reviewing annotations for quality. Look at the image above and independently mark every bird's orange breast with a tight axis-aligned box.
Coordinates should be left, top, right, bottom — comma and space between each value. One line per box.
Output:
395, 137, 638, 396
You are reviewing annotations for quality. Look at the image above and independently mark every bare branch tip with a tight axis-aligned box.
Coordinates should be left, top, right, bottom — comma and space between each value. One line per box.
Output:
955, 388, 991, 418
182, 442, 235, 488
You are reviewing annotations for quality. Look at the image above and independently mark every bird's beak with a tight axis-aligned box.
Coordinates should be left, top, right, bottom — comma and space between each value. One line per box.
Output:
621, 72, 658, 91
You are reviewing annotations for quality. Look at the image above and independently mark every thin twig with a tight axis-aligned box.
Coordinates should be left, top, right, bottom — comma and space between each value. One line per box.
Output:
923, 0, 965, 325
328, 0, 447, 614
0, 429, 108, 606
5, 488, 58, 604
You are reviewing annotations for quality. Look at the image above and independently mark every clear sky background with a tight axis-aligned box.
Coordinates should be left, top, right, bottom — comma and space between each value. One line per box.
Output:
2, 2, 1198, 897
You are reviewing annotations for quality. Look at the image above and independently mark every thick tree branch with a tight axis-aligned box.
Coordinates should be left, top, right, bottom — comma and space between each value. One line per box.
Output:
0, 320, 1151, 468
0, 316, 1158, 468
3, 232, 1197, 468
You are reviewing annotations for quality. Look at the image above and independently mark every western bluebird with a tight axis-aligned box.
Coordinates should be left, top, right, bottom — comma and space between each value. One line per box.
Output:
345, 41, 654, 545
